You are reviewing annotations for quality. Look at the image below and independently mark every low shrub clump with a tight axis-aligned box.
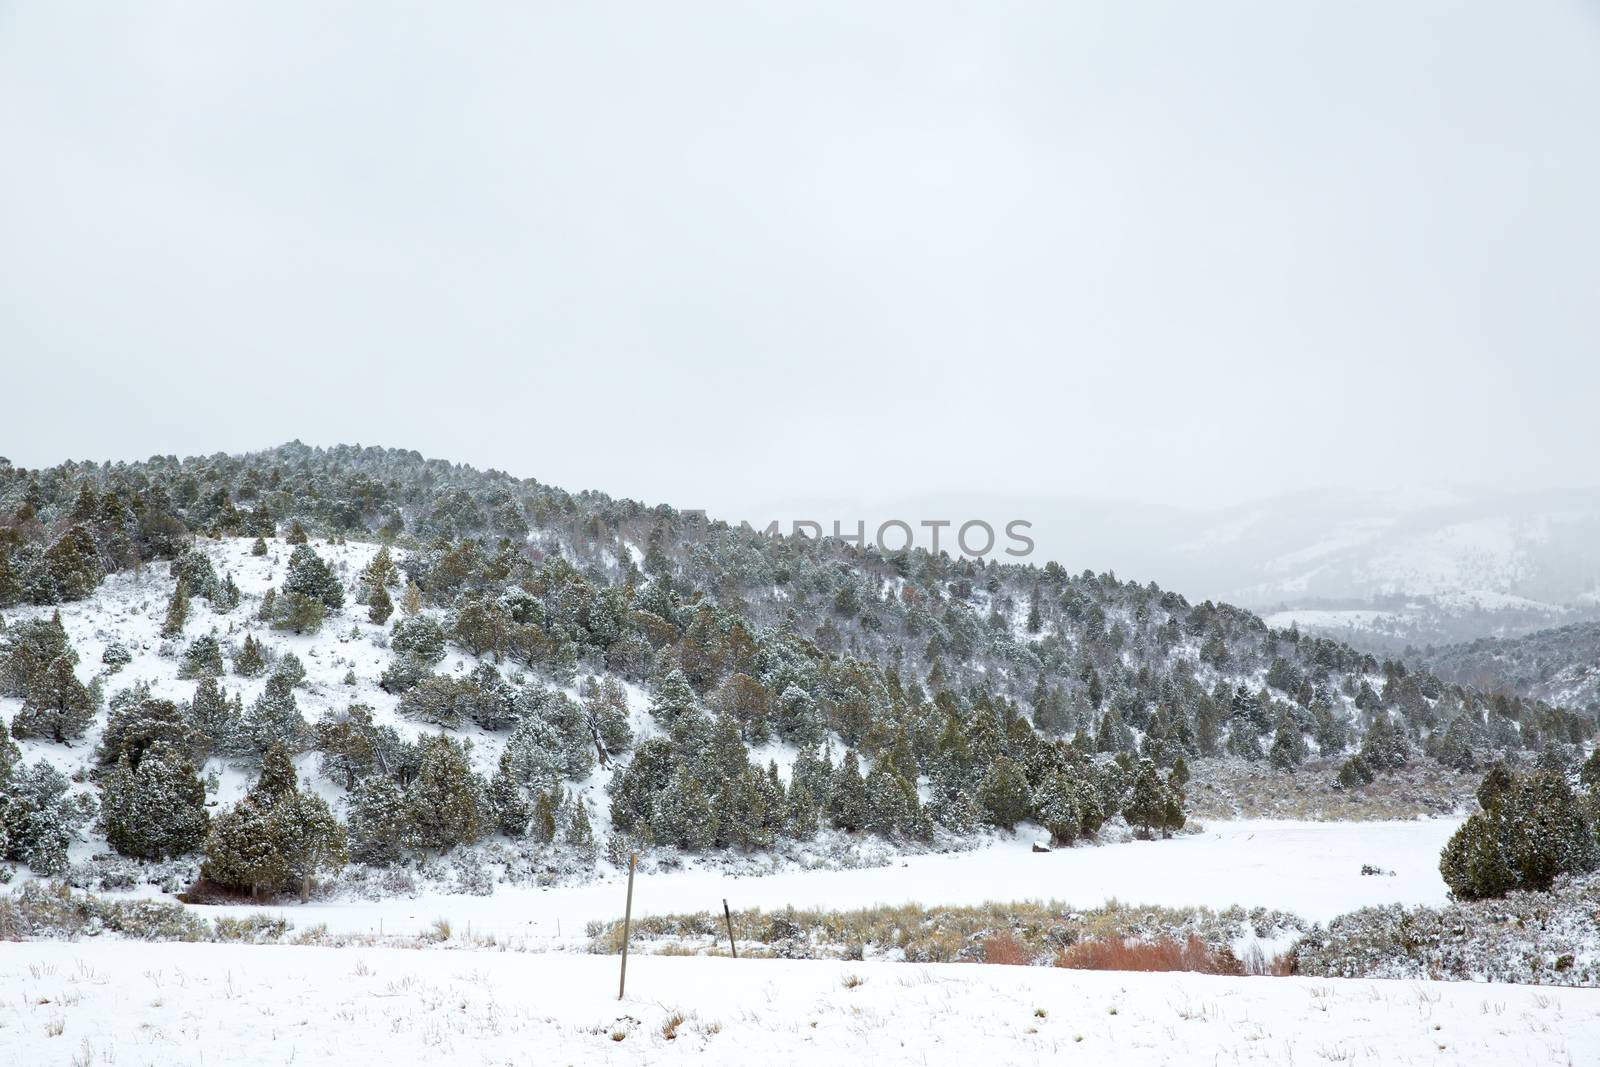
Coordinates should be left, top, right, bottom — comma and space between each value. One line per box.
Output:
1291, 872, 1600, 986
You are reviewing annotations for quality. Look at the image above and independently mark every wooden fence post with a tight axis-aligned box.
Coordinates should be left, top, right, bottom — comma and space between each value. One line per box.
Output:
617, 852, 637, 1000
722, 898, 738, 959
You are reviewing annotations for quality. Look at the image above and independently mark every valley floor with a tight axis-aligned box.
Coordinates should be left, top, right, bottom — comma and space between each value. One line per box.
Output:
177, 817, 1461, 942
4, 940, 1592, 1066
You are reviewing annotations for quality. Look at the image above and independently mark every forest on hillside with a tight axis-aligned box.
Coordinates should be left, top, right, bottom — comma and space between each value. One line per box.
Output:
1, 443, 1594, 897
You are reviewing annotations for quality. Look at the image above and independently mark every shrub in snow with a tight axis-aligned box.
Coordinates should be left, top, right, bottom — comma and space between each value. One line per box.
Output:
100, 642, 132, 673
1293, 873, 1600, 986
178, 633, 225, 679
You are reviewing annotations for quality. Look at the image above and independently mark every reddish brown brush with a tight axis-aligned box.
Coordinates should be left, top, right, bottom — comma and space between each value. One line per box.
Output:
981, 932, 1032, 966
1054, 935, 1258, 975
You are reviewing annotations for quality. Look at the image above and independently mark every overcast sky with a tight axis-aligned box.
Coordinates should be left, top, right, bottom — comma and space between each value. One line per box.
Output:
3, 2, 1598, 520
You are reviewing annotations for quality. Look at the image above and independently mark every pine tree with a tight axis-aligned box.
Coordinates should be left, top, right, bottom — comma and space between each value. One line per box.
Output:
487, 751, 531, 837
98, 696, 198, 770
234, 632, 267, 677
1336, 754, 1375, 789
826, 750, 868, 832
285, 521, 309, 545
928, 785, 982, 835
864, 764, 921, 839
367, 582, 393, 625
282, 545, 344, 609
649, 669, 697, 725
531, 786, 560, 843
1440, 768, 1599, 899
787, 780, 820, 839
1122, 759, 1173, 838
243, 676, 309, 756
98, 748, 210, 859
202, 745, 347, 898
1035, 769, 1092, 846
178, 633, 226, 679
251, 535, 269, 556
1268, 713, 1308, 771
564, 798, 594, 848
12, 655, 96, 744
160, 578, 191, 639
0, 761, 93, 874
403, 734, 484, 851
978, 756, 1032, 831
1360, 713, 1411, 770
650, 767, 717, 850
346, 777, 407, 865
1582, 748, 1600, 793
188, 677, 242, 757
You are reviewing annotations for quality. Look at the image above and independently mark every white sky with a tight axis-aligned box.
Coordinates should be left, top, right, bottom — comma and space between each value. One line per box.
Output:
3, 2, 1598, 519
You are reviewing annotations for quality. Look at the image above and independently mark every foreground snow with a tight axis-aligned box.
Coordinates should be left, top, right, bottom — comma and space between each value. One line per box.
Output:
186, 818, 1461, 943
4, 941, 1592, 1066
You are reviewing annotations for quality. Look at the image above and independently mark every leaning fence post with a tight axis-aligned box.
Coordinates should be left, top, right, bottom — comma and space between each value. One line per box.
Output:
722, 898, 738, 959
618, 852, 637, 1000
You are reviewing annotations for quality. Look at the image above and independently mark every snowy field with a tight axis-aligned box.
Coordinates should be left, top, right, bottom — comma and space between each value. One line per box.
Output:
4, 940, 1593, 1066
184, 818, 1461, 943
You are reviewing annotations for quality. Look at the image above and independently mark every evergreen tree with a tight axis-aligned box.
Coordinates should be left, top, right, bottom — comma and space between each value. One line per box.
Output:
98, 747, 209, 859
1581, 748, 1600, 793
367, 582, 393, 625
1123, 758, 1175, 838
649, 669, 697, 725
977, 756, 1032, 831
12, 655, 96, 744
202, 746, 346, 898
1440, 768, 1600, 899
403, 734, 484, 851
650, 767, 717, 849
826, 749, 868, 832
178, 633, 226, 679
531, 786, 560, 843
234, 632, 267, 677
564, 798, 594, 849
346, 777, 406, 865
487, 751, 531, 837
243, 676, 309, 756
160, 578, 191, 639
188, 677, 242, 757
864, 763, 920, 838
0, 761, 94, 874
1336, 754, 1375, 789
98, 696, 199, 770
1268, 713, 1309, 771
251, 535, 269, 556
282, 545, 344, 609
1360, 713, 1411, 770
928, 785, 983, 835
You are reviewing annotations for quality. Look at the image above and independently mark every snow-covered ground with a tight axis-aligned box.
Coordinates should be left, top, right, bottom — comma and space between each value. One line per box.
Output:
183, 818, 1460, 944
4, 940, 1593, 1066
